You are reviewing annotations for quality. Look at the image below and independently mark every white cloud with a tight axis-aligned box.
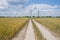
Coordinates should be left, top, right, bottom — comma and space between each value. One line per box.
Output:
32, 4, 58, 10
0, 3, 60, 16
23, 4, 60, 16
18, 5, 23, 9
0, 0, 8, 9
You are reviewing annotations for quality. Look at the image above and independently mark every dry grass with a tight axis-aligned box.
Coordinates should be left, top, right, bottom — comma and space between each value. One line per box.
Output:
34, 18, 60, 36
0, 18, 29, 40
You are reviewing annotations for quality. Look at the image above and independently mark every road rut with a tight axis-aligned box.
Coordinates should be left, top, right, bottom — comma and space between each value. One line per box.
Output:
33, 20, 57, 40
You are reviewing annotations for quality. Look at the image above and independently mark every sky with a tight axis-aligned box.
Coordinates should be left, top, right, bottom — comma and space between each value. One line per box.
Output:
0, 0, 60, 16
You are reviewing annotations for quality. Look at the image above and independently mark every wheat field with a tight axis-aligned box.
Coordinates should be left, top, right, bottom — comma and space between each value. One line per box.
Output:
34, 18, 60, 36
0, 18, 29, 40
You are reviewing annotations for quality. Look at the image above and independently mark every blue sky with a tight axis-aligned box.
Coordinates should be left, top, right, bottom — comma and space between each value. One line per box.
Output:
30, 0, 60, 5
0, 0, 60, 16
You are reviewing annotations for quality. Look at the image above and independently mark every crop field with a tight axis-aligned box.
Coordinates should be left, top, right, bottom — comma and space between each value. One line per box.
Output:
34, 18, 60, 36
0, 18, 29, 40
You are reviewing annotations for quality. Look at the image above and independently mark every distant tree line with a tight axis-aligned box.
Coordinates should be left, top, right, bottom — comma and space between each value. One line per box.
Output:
0, 16, 30, 18
0, 16, 60, 18
32, 16, 60, 18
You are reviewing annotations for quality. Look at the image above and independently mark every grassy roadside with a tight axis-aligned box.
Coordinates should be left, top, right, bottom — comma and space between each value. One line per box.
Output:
32, 20, 45, 40
34, 18, 60, 36
0, 18, 29, 40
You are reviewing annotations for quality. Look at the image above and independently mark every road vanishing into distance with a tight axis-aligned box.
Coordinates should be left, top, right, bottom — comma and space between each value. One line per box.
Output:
11, 19, 58, 40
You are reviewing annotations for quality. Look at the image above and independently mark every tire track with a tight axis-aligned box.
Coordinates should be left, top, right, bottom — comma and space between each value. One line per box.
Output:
24, 20, 35, 40
33, 20, 57, 40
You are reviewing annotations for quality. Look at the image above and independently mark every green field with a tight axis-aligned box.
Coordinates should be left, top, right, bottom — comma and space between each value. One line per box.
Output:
34, 18, 60, 36
0, 18, 29, 40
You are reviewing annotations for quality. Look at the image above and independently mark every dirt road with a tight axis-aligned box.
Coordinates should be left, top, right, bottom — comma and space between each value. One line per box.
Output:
33, 20, 57, 40
11, 19, 58, 40
11, 20, 36, 40
24, 20, 35, 40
